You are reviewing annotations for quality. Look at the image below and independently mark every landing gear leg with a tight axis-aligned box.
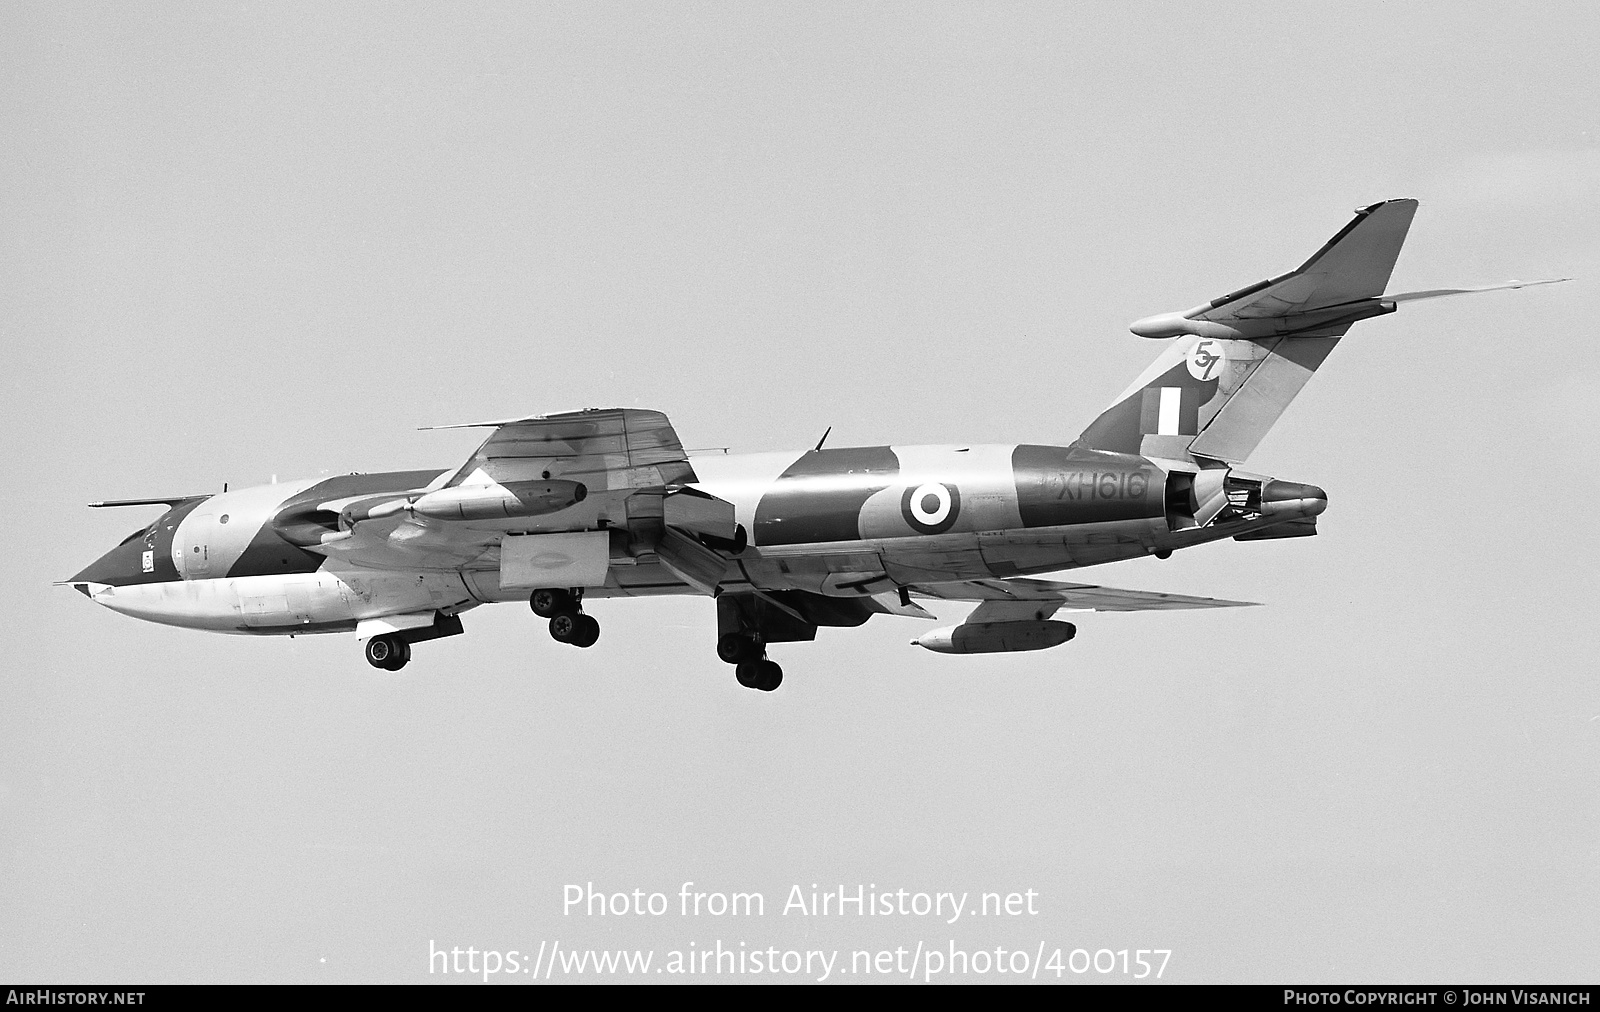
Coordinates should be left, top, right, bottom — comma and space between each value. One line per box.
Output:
530, 587, 578, 617
717, 632, 764, 664
364, 634, 411, 671
716, 596, 787, 691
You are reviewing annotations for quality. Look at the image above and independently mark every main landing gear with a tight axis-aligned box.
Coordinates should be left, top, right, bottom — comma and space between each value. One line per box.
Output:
717, 632, 782, 692
531, 588, 600, 649
365, 634, 411, 671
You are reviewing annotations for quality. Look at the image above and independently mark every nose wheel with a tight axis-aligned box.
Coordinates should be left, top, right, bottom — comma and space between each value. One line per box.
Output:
364, 634, 411, 671
532, 588, 600, 648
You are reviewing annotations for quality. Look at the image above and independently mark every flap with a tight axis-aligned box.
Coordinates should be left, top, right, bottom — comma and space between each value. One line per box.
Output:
499, 530, 611, 590
912, 577, 1257, 611
663, 486, 737, 541
655, 527, 728, 596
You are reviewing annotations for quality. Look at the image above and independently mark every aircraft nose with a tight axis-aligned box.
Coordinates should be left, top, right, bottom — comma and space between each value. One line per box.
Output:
63, 580, 112, 601
1261, 480, 1328, 517
67, 536, 157, 588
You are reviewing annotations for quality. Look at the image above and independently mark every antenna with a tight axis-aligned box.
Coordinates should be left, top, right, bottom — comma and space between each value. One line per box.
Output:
814, 426, 832, 452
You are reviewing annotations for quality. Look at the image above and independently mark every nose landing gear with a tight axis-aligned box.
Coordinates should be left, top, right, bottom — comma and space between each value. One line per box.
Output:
531, 588, 600, 649
357, 613, 462, 671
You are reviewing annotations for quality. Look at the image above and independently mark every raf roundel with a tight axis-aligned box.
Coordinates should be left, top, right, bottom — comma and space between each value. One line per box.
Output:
901, 481, 961, 535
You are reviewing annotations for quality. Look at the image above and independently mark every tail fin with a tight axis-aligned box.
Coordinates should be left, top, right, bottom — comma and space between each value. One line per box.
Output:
1077, 199, 1419, 464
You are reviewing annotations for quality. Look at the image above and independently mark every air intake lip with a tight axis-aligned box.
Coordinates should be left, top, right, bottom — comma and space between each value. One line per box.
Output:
271, 506, 343, 547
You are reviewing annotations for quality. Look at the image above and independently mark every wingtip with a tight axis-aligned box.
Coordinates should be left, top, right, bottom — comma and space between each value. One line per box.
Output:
1357, 197, 1418, 213
86, 495, 207, 509
419, 407, 624, 431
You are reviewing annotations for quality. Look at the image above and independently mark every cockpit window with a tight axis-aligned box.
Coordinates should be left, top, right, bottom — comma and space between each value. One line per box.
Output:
117, 519, 161, 546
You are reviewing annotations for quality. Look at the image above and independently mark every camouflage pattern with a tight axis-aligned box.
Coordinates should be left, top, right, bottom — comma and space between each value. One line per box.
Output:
68, 440, 1321, 621
80, 199, 1548, 670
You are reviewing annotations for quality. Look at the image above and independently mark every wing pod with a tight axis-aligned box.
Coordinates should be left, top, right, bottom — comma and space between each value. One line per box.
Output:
359, 480, 588, 523
410, 479, 586, 521
915, 620, 1078, 654
912, 598, 1076, 654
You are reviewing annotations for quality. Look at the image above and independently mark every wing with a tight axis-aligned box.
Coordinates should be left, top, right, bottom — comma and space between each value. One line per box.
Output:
309, 408, 707, 572
428, 407, 696, 490
911, 576, 1256, 621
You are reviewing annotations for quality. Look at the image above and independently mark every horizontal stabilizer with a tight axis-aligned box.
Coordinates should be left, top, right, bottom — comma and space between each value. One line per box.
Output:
1383, 278, 1569, 304
1130, 199, 1419, 340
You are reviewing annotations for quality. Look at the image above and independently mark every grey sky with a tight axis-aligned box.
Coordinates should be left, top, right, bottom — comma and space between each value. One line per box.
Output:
3, 3, 1596, 982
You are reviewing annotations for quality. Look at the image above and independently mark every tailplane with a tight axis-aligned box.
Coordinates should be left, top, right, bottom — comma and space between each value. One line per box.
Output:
1075, 199, 1565, 464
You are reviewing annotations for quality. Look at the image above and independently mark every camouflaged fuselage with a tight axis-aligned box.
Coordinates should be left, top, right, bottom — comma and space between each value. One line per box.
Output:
685, 443, 1169, 597
66, 439, 1312, 636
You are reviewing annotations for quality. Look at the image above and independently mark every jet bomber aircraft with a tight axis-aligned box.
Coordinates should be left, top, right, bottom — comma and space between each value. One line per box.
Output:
66, 200, 1562, 690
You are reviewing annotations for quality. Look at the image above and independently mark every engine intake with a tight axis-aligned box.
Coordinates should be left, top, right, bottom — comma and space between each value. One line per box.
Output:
270, 506, 342, 547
